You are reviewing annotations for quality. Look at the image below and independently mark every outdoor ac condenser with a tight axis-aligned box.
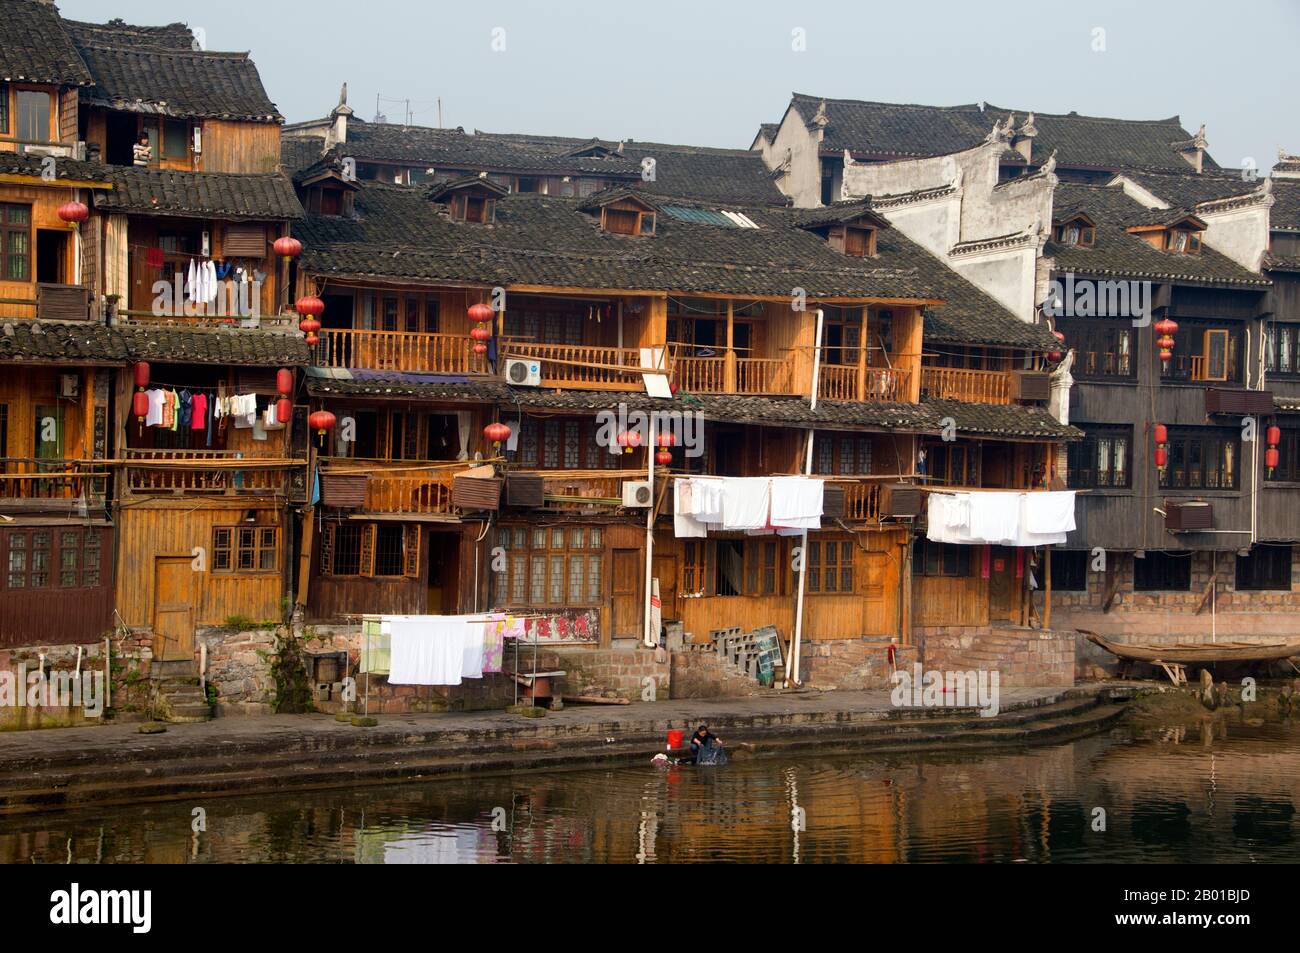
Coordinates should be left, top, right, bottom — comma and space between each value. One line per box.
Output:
622, 480, 653, 507
505, 358, 541, 387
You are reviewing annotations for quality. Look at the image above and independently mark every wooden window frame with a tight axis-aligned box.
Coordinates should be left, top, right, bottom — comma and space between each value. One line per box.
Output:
1057, 319, 1135, 379
212, 525, 279, 575
913, 539, 974, 578
1160, 428, 1239, 490
1, 202, 32, 283
3, 527, 102, 590
0, 83, 8, 135
1268, 428, 1300, 484
1133, 551, 1192, 591
320, 522, 418, 579
491, 524, 602, 608
1235, 544, 1292, 591
1265, 324, 1300, 376
1048, 550, 1089, 591
1067, 425, 1132, 489
14, 87, 53, 144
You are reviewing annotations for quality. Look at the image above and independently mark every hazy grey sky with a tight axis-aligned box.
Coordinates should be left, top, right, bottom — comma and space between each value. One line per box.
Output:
58, 0, 1300, 170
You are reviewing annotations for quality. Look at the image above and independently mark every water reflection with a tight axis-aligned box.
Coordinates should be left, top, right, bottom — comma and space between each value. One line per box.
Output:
1, 713, 1297, 863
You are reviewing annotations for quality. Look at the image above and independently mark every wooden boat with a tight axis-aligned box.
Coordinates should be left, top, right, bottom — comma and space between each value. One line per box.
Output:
1085, 632, 1300, 665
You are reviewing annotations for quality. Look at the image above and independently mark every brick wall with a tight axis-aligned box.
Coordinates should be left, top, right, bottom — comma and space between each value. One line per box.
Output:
551, 647, 670, 702
914, 625, 1075, 687
1049, 550, 1300, 648
668, 649, 762, 698
798, 638, 920, 690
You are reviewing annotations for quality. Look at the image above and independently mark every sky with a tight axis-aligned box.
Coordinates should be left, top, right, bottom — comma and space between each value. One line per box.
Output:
57, 0, 1300, 172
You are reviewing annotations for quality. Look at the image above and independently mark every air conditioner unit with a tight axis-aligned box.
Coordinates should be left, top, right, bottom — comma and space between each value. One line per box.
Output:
59, 374, 79, 399
505, 357, 541, 387
622, 480, 653, 508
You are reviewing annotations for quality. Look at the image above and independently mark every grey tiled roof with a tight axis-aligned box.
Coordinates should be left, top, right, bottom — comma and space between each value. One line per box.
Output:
95, 167, 303, 221
1272, 178, 1300, 231
62, 18, 197, 52
74, 43, 282, 122
0, 151, 112, 184
0, 320, 310, 366
787, 93, 1214, 172
1048, 184, 1271, 287
1120, 169, 1262, 209
0, 0, 93, 86
922, 398, 1083, 440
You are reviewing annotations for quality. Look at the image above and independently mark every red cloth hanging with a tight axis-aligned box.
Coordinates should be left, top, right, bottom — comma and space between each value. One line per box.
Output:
145, 247, 164, 269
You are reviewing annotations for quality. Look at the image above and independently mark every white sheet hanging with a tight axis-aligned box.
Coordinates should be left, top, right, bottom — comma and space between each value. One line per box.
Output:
721, 477, 771, 531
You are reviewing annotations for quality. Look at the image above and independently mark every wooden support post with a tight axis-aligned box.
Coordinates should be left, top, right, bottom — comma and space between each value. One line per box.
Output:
724, 298, 736, 391
857, 306, 869, 401
296, 507, 315, 607
1044, 546, 1052, 631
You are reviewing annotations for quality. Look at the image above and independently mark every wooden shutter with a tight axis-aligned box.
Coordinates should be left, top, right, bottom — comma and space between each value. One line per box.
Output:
224, 225, 267, 258
320, 523, 335, 574
403, 524, 421, 578
359, 524, 376, 577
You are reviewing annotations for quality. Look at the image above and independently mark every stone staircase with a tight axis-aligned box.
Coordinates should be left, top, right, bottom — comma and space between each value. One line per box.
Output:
150, 659, 213, 723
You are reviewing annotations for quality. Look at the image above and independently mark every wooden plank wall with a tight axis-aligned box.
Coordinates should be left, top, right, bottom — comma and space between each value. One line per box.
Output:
201, 120, 282, 174
0, 184, 80, 317
114, 501, 287, 628
0, 525, 114, 647
0, 367, 92, 460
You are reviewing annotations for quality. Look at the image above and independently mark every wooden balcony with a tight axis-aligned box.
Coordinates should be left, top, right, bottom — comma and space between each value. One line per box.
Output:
919, 366, 1012, 404
500, 341, 650, 391
0, 459, 109, 507
533, 470, 639, 509
672, 352, 800, 396
318, 329, 488, 374
319, 459, 478, 516
817, 365, 912, 403
122, 450, 297, 496
828, 478, 883, 523
0, 283, 93, 321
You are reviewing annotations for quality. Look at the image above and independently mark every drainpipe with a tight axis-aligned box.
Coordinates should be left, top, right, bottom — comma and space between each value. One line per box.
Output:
787, 308, 824, 687
643, 416, 657, 648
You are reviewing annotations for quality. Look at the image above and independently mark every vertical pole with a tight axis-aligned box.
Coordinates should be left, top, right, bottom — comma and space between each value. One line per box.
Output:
643, 415, 657, 647
787, 307, 824, 688
1044, 545, 1052, 630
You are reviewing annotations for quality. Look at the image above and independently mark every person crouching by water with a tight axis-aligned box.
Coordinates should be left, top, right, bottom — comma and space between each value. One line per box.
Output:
690, 724, 727, 765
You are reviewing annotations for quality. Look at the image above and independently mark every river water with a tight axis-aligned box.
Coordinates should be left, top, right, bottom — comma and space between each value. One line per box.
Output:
2, 709, 1297, 863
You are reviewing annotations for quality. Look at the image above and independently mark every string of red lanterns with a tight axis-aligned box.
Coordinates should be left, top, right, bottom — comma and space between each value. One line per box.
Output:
1154, 317, 1178, 365
1267, 424, 1281, 476
297, 294, 325, 345
468, 302, 494, 355
276, 368, 293, 425
1153, 423, 1168, 474
131, 361, 150, 427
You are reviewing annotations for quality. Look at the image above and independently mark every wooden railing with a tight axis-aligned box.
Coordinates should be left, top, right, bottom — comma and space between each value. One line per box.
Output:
818, 364, 859, 401
320, 459, 478, 515
838, 480, 882, 523
122, 452, 296, 495
736, 358, 794, 394
0, 283, 92, 321
674, 356, 727, 393
862, 367, 911, 402
501, 341, 650, 390
318, 329, 488, 374
0, 459, 109, 502
920, 366, 1012, 404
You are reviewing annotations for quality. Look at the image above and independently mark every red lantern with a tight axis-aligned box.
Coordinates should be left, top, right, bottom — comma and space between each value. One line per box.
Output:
617, 430, 642, 454
1267, 447, 1281, 471
57, 200, 89, 224
484, 422, 512, 447
470, 325, 492, 343
468, 303, 494, 323
473, 342, 488, 355
276, 368, 293, 396
305, 333, 320, 346
1154, 424, 1168, 445
295, 295, 325, 318
1267, 425, 1281, 447
299, 318, 321, 335
276, 397, 293, 425
656, 431, 675, 448
133, 361, 150, 389
1154, 318, 1178, 336
273, 236, 303, 259
132, 390, 150, 424
655, 449, 673, 466
1047, 349, 1063, 363
1154, 446, 1168, 469
308, 410, 336, 436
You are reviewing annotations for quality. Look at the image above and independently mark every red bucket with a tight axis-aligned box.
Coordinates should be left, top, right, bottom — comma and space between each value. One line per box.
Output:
667, 729, 685, 751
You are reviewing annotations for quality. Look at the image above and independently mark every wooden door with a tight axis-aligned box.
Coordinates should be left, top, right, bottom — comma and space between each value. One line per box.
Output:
153, 557, 195, 661
652, 553, 677, 620
611, 549, 641, 639
988, 545, 1017, 622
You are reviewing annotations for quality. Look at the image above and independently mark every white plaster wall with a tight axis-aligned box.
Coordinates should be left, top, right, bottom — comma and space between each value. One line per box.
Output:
877, 196, 961, 260
767, 107, 824, 207
951, 248, 1040, 321
1199, 204, 1271, 272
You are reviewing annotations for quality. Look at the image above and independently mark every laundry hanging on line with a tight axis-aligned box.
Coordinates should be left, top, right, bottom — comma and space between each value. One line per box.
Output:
673, 475, 825, 538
